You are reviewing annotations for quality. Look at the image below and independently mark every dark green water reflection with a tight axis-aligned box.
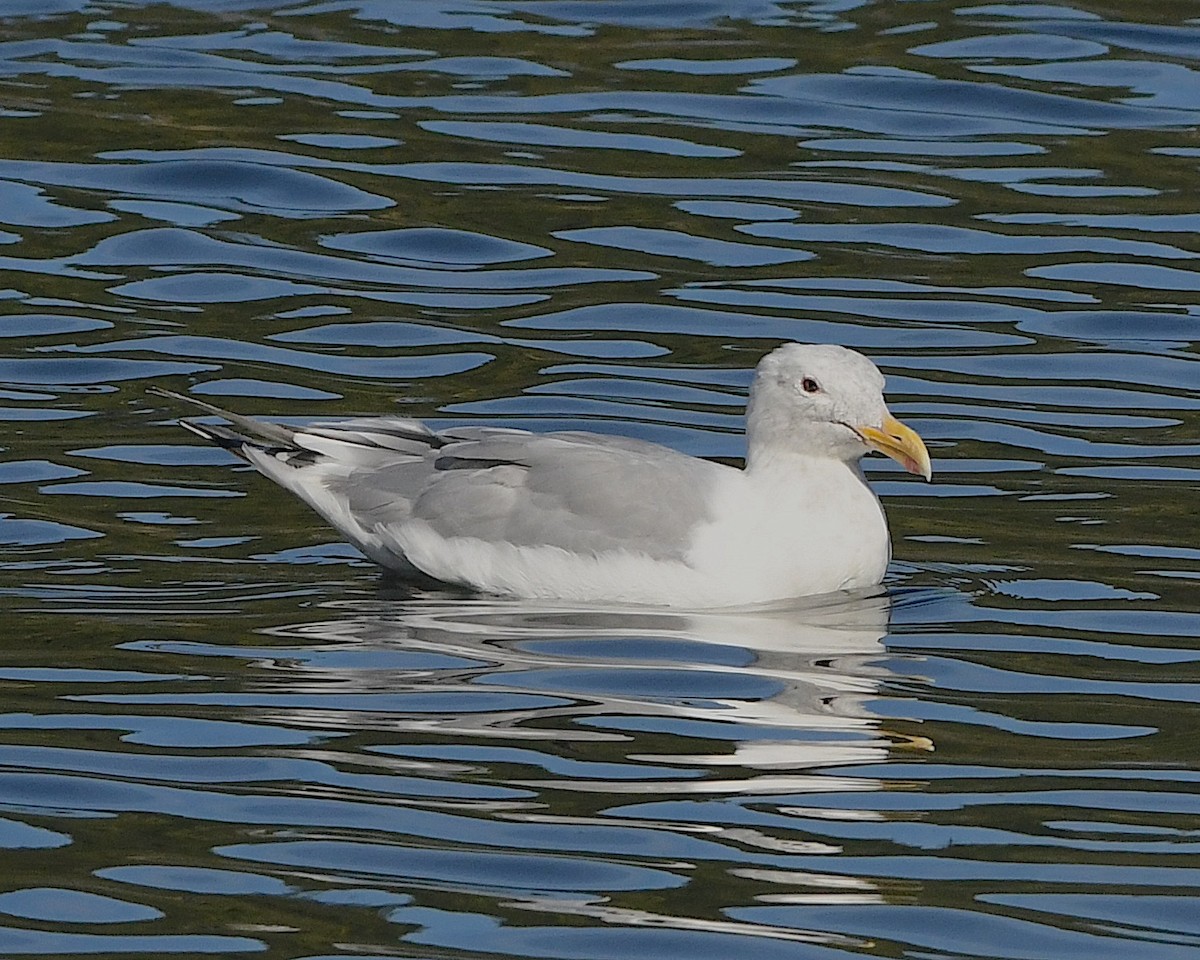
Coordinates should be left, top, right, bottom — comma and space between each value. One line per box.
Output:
0, 1, 1197, 957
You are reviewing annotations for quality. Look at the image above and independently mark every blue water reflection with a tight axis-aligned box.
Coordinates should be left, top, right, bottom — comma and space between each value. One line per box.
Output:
0, 0, 1197, 957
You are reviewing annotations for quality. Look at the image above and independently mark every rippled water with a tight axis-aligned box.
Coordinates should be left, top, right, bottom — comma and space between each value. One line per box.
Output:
0, 1, 1198, 956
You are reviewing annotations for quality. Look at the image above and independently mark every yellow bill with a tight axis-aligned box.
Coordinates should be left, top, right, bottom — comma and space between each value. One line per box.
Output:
856, 414, 932, 481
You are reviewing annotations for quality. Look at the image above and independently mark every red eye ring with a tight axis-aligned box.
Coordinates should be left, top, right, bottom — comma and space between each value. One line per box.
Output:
801, 377, 820, 394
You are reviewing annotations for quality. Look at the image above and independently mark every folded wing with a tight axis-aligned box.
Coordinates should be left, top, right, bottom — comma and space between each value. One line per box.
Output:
152, 389, 722, 578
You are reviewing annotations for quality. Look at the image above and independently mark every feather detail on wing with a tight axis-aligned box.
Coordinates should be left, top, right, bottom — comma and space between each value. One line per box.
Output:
409, 432, 716, 560
150, 388, 722, 574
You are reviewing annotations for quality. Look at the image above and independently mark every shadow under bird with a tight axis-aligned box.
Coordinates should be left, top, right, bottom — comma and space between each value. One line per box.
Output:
150, 343, 931, 607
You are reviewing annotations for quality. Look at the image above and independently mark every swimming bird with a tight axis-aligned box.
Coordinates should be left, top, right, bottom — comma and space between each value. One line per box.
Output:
150, 343, 930, 607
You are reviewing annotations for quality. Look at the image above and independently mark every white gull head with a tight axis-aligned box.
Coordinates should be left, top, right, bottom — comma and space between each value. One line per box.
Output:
745, 343, 931, 480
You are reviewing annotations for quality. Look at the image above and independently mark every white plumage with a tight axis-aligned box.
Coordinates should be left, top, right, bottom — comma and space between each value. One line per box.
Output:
152, 343, 931, 607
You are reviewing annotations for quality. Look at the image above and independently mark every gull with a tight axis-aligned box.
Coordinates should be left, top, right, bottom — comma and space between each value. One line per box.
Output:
150, 343, 931, 607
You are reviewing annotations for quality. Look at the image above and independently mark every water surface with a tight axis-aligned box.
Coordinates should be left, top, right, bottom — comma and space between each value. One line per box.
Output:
0, 1, 1198, 957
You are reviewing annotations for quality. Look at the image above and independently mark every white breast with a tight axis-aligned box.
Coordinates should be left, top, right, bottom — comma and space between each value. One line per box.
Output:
686, 455, 890, 605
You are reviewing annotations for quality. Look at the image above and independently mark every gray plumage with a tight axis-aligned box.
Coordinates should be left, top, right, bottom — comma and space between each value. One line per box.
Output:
149, 387, 717, 566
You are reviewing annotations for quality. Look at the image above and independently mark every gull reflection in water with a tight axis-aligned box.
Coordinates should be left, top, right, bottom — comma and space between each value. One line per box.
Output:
231, 588, 931, 922
261, 586, 923, 786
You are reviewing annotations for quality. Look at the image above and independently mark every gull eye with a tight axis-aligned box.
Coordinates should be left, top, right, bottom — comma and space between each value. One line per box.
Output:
801, 377, 821, 394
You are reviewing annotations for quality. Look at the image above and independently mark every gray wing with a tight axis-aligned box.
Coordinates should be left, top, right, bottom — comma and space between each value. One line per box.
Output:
400, 428, 723, 561
152, 386, 723, 566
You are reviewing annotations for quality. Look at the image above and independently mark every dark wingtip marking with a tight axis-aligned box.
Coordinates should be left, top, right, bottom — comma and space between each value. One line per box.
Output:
434, 455, 518, 472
